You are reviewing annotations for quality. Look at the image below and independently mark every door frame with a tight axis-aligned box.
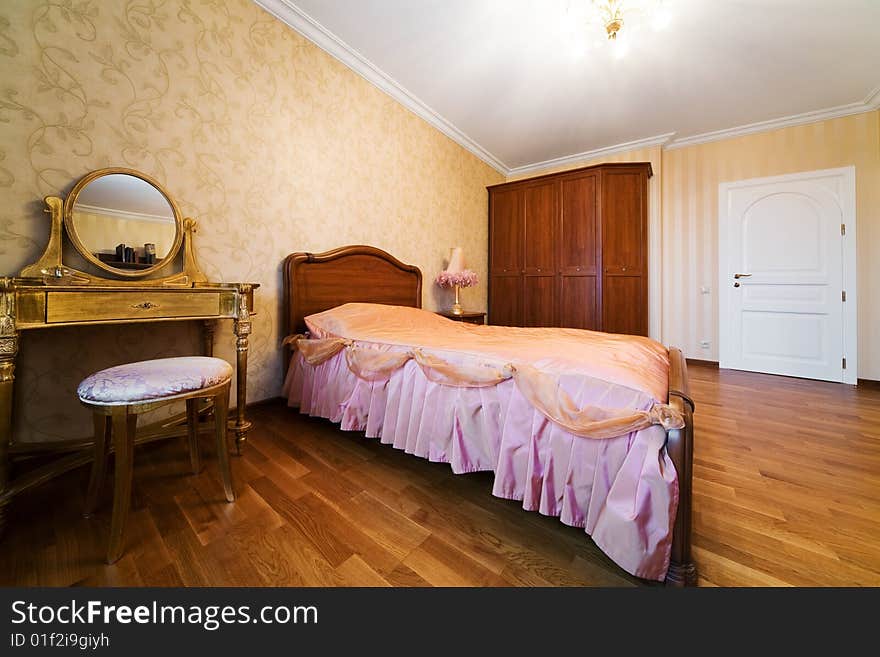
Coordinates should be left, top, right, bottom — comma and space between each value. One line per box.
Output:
718, 166, 857, 384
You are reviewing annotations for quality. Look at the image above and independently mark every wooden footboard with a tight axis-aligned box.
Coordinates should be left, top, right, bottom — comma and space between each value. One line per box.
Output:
664, 347, 698, 586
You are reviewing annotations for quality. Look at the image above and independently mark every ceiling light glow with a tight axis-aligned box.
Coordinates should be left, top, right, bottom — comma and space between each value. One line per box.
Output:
588, 0, 671, 50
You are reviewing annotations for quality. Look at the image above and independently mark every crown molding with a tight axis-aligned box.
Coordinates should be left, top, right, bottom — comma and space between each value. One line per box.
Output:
506, 133, 674, 178
865, 84, 880, 110
254, 1, 879, 174
253, 0, 509, 174
665, 86, 880, 150
75, 203, 174, 224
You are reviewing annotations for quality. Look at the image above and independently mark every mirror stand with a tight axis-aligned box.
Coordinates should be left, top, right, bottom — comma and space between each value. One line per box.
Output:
1, 167, 260, 541
20, 195, 207, 287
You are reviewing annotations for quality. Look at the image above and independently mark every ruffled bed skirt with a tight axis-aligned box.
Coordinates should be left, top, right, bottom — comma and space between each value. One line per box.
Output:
283, 351, 678, 581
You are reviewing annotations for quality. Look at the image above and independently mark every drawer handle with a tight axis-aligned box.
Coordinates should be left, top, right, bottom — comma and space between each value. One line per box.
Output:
132, 301, 160, 310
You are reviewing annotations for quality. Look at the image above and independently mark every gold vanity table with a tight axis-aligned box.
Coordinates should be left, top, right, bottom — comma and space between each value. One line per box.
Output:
0, 168, 258, 536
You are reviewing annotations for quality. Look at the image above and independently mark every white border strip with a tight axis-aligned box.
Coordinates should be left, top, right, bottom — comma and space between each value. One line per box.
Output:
253, 0, 509, 174
666, 87, 880, 150
506, 133, 674, 177
864, 84, 880, 110
75, 203, 174, 224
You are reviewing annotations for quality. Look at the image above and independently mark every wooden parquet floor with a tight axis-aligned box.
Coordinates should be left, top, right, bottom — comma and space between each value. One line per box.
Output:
2, 363, 879, 587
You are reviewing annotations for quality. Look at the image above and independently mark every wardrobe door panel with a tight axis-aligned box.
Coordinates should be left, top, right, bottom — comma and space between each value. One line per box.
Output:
601, 171, 645, 275
559, 172, 600, 330
489, 188, 523, 274
560, 174, 599, 275
489, 275, 522, 326
559, 275, 598, 330
523, 275, 555, 327
602, 169, 648, 335
523, 182, 556, 274
603, 275, 646, 336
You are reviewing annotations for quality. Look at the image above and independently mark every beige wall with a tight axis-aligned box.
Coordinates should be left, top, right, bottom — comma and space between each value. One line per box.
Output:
0, 0, 502, 443
514, 111, 880, 379
661, 111, 879, 378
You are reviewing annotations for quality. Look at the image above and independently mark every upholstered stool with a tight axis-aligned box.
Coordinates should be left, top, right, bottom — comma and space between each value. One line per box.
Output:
78, 356, 236, 563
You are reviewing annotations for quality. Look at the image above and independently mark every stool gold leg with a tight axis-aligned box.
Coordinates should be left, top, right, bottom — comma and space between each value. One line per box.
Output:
213, 387, 234, 502
185, 398, 201, 474
84, 414, 110, 517
107, 407, 137, 564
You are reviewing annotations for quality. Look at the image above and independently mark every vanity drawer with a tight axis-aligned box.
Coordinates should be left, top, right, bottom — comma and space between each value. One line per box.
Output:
46, 291, 221, 323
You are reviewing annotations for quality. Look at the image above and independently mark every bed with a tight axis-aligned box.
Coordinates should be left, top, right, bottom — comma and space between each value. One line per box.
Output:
281, 245, 696, 586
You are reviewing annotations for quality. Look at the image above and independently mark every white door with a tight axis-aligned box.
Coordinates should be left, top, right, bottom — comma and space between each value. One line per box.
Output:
719, 167, 856, 384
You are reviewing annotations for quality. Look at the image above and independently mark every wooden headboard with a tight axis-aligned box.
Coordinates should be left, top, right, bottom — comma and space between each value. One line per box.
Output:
283, 245, 423, 337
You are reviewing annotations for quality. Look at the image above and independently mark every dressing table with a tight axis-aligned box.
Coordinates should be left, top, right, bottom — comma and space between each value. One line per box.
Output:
0, 167, 258, 536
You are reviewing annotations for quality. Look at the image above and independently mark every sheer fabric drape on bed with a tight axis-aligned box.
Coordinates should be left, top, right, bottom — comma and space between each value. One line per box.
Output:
284, 334, 683, 440
280, 304, 680, 580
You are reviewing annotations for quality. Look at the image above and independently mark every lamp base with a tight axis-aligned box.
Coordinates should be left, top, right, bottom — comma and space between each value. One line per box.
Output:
450, 285, 463, 315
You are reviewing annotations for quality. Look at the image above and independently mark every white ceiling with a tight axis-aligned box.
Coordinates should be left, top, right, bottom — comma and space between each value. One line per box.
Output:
259, 0, 880, 173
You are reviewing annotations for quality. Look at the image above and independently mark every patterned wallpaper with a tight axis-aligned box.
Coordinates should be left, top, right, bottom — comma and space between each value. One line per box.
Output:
0, 0, 503, 443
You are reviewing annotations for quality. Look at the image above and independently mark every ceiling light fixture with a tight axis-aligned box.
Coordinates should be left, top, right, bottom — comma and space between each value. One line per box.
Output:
589, 0, 670, 45
593, 0, 626, 40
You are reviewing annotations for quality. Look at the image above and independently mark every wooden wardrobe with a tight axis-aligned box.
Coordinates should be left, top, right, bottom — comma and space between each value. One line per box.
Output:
488, 162, 651, 335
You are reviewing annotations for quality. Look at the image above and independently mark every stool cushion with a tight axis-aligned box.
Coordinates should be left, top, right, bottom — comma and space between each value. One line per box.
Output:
78, 357, 233, 405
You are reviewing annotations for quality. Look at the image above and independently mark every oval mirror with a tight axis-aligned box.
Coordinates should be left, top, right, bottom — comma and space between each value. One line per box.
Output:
64, 169, 183, 277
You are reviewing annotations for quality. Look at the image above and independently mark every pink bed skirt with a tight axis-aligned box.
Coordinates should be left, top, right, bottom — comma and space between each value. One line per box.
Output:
283, 351, 678, 581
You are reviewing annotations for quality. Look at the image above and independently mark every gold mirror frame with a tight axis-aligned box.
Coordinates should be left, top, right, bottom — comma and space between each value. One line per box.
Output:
20, 168, 207, 287
63, 167, 184, 279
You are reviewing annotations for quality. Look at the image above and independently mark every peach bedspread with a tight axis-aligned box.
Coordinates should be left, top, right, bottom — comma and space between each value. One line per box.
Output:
302, 303, 671, 402
282, 303, 678, 580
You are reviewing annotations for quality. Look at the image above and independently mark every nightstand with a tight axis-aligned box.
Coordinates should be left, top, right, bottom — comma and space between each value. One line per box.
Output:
436, 310, 486, 325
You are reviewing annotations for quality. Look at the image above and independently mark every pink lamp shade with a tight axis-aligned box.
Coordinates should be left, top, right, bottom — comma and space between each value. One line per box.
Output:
436, 247, 478, 316
445, 247, 465, 273
434, 247, 478, 290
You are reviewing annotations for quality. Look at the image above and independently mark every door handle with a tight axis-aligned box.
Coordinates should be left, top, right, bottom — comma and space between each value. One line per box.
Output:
733, 273, 752, 279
